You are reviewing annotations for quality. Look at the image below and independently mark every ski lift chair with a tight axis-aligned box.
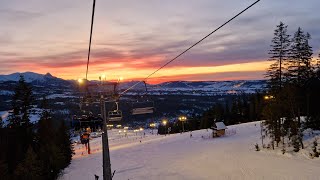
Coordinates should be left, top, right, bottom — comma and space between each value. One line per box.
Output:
108, 101, 122, 121
131, 81, 155, 115
131, 101, 155, 115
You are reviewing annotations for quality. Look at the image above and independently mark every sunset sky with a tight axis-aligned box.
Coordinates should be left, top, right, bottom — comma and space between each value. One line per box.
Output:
1, 0, 320, 83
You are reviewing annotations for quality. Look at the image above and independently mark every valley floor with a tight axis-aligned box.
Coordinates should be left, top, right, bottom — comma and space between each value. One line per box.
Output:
61, 122, 320, 180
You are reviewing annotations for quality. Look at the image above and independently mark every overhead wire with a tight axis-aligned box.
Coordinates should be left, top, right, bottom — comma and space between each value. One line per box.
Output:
85, 0, 96, 80
120, 0, 261, 96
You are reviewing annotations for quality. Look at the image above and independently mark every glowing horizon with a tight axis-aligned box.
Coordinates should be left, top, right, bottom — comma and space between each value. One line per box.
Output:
2, 60, 271, 84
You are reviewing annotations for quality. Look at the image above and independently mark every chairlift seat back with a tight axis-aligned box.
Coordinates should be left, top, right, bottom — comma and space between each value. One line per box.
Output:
108, 110, 122, 121
131, 101, 155, 115
132, 107, 154, 115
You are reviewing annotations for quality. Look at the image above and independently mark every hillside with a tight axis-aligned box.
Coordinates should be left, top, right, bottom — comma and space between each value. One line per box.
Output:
61, 122, 320, 180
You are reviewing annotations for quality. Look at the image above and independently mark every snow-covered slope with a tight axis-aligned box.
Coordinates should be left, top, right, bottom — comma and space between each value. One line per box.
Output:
61, 122, 320, 180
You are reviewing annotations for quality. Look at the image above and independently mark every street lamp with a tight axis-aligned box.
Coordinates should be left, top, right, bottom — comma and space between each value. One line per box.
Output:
149, 123, 156, 134
162, 119, 168, 135
178, 116, 187, 132
162, 120, 167, 126
264, 95, 274, 100
78, 78, 84, 84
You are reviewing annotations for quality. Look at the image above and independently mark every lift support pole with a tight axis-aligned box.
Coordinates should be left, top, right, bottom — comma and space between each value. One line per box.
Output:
101, 96, 112, 180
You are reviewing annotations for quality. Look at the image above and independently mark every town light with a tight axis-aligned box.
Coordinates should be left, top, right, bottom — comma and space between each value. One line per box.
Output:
162, 119, 167, 126
179, 116, 187, 121
264, 95, 275, 100
78, 78, 84, 84
179, 116, 187, 132
149, 123, 156, 128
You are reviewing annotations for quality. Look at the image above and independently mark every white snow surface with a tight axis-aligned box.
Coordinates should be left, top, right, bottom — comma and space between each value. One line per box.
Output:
0, 111, 9, 120
61, 122, 320, 180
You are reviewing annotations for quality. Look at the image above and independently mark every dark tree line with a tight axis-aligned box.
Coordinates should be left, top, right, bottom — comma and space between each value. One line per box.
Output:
0, 76, 74, 180
198, 93, 264, 129
157, 93, 265, 135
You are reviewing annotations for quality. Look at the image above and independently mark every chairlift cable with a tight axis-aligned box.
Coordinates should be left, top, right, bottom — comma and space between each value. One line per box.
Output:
85, 0, 96, 80
120, 0, 261, 96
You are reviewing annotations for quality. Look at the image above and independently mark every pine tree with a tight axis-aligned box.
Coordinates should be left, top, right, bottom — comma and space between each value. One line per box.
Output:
37, 115, 61, 179
39, 96, 51, 122
303, 33, 314, 79
0, 160, 9, 179
292, 135, 300, 152
287, 28, 313, 85
36, 97, 74, 179
0, 116, 3, 128
8, 76, 33, 128
316, 53, 320, 78
266, 22, 291, 91
56, 120, 74, 169
285, 28, 313, 149
281, 143, 286, 154
255, 143, 260, 151
14, 146, 44, 179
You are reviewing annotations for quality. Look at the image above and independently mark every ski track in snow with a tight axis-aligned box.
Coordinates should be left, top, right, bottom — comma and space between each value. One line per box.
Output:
61, 122, 320, 180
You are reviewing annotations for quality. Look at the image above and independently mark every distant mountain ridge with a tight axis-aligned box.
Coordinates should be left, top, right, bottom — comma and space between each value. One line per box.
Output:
0, 72, 56, 82
119, 80, 267, 95
0, 72, 267, 95
0, 72, 70, 86
139, 80, 266, 95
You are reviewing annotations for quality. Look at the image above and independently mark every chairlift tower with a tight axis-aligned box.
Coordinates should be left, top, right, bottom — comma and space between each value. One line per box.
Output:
100, 94, 112, 180
79, 79, 120, 180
